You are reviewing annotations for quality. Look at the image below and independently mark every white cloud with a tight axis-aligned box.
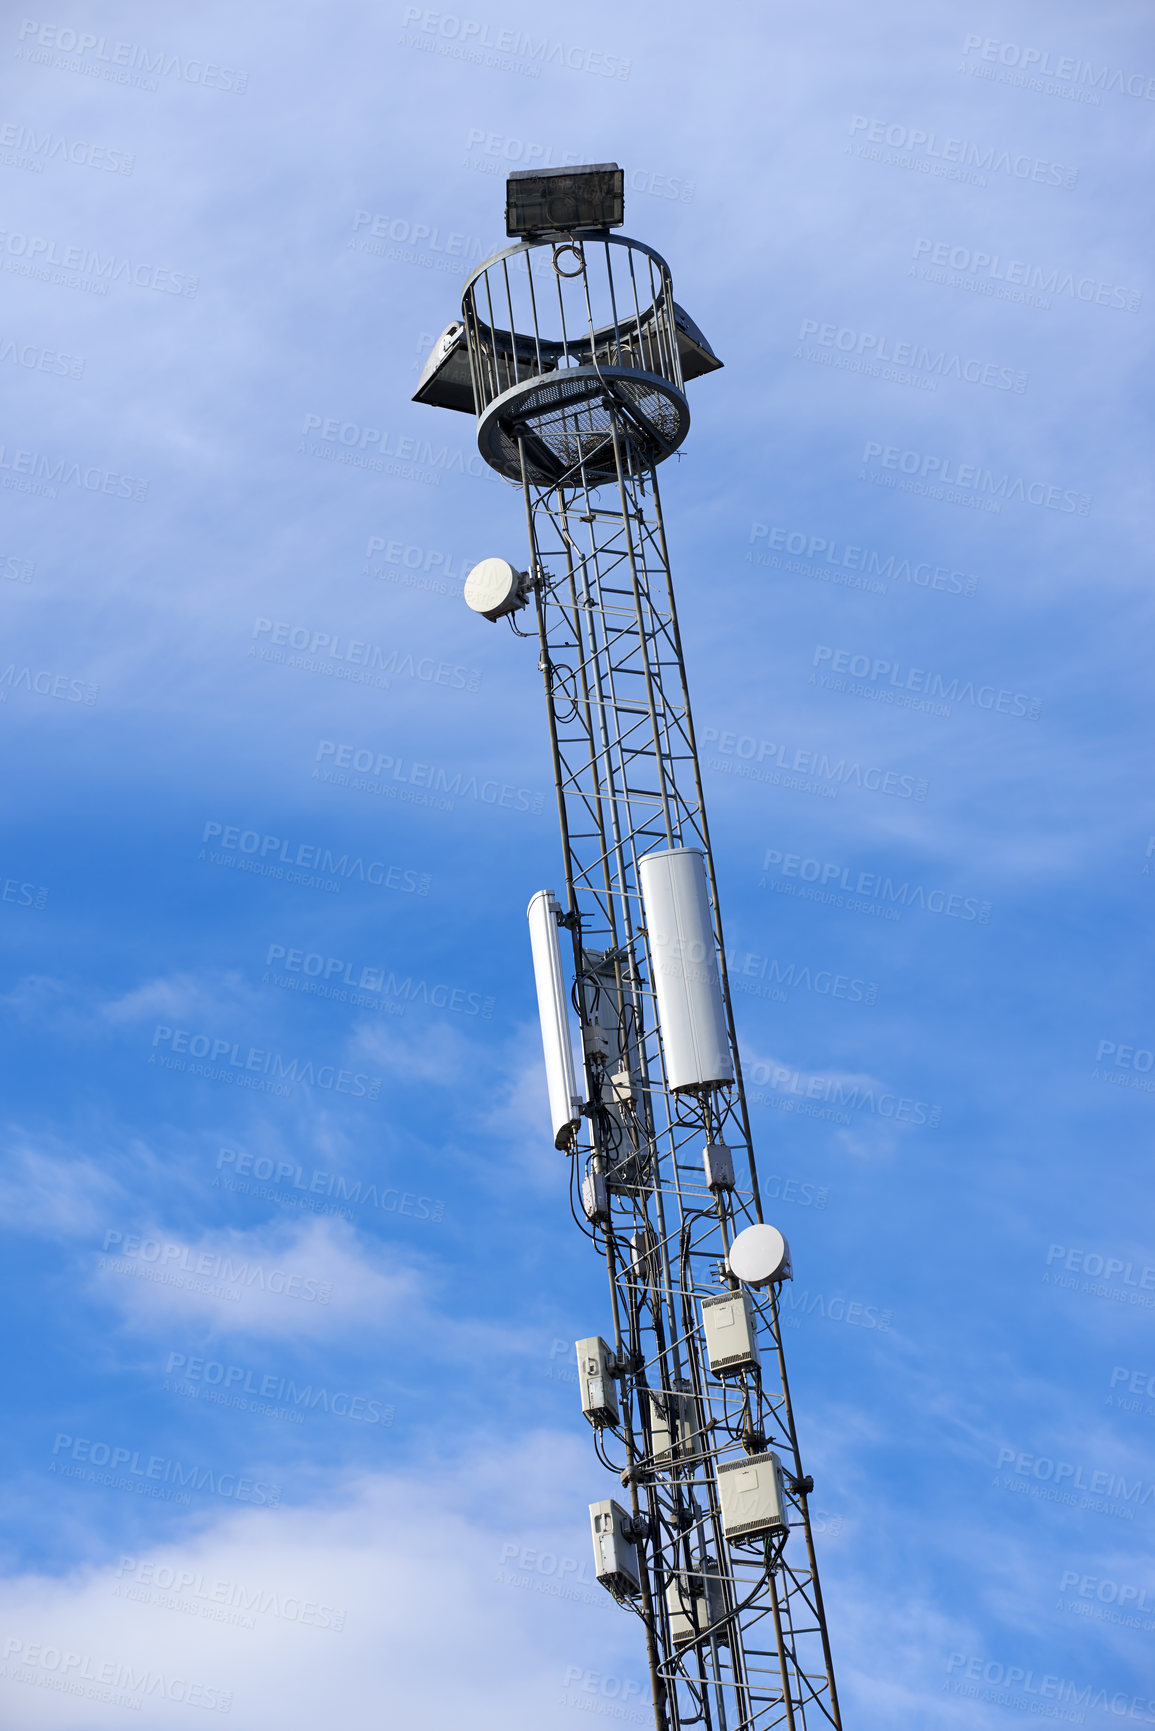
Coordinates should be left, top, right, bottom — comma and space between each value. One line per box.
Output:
0, 1437, 644, 1729
0, 1137, 121, 1238
100, 972, 259, 1028
91, 1215, 422, 1342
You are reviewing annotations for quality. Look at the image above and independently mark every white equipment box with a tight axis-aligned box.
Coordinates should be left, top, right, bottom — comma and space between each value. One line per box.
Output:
717, 1451, 787, 1540
589, 1499, 640, 1597
576, 1336, 619, 1428
701, 1290, 760, 1375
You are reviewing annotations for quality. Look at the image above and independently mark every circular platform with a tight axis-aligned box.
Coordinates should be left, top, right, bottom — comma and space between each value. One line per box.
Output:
476, 365, 690, 486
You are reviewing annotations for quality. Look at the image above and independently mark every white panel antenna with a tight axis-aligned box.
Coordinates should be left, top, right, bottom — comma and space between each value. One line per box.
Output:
638, 847, 734, 1093
527, 890, 582, 1149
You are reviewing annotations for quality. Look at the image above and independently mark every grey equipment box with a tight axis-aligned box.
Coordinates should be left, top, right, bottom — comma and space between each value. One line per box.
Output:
647, 1383, 699, 1465
701, 1289, 760, 1375
666, 1565, 729, 1648
703, 1142, 735, 1191
581, 1170, 609, 1224
717, 1450, 788, 1540
576, 1336, 619, 1428
589, 1498, 641, 1597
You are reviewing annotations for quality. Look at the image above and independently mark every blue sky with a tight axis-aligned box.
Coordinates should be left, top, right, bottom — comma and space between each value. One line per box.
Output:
1, 0, 1154, 1723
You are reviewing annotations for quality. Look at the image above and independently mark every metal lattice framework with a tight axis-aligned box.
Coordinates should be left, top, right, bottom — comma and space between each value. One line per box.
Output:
421, 215, 842, 1731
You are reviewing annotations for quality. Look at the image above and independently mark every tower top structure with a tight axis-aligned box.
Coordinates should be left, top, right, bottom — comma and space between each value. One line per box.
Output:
413, 165, 843, 1731
414, 161, 720, 485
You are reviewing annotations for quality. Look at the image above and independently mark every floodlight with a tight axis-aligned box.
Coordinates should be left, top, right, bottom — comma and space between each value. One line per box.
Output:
506, 164, 624, 238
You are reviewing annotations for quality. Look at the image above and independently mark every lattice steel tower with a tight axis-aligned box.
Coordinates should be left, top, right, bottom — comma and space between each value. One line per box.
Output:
415, 165, 842, 1731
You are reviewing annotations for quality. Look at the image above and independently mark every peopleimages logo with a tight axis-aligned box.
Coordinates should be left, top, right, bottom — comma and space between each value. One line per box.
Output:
994, 1445, 1153, 1515
198, 821, 431, 897
264, 941, 494, 1018
0, 227, 197, 296
861, 439, 1091, 515
314, 739, 545, 815
1110, 1366, 1155, 1401
779, 1287, 892, 1331
1044, 1244, 1155, 1290
164, 1352, 392, 1426
52, 1431, 280, 1506
364, 534, 476, 587
149, 1024, 383, 1100
760, 847, 992, 924
704, 724, 927, 802
1, 1635, 232, 1714
812, 645, 1042, 720
911, 236, 1140, 313
748, 1060, 941, 1127
945, 1651, 1155, 1720
15, 19, 249, 92
1058, 1568, 1155, 1631
728, 947, 879, 1007
747, 523, 978, 598
297, 410, 484, 481
0, 119, 135, 174
251, 617, 481, 692
101, 1229, 334, 1302
961, 34, 1155, 102
797, 318, 1027, 392
0, 333, 84, 378
848, 115, 1077, 187
0, 664, 98, 705
0, 438, 147, 501
350, 208, 487, 270
215, 1147, 445, 1224
0, 872, 48, 908
399, 7, 631, 79
114, 1555, 346, 1634
1092, 1039, 1155, 1094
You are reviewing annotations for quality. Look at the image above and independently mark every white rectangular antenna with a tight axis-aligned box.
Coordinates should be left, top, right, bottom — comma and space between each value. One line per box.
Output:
638, 847, 734, 1093
527, 890, 582, 1148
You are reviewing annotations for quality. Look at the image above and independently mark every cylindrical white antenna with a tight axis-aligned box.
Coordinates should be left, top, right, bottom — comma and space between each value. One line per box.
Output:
638, 847, 734, 1092
527, 890, 582, 1148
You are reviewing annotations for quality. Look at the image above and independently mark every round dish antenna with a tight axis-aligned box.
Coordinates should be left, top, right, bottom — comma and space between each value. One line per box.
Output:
727, 1223, 792, 1287
463, 557, 528, 622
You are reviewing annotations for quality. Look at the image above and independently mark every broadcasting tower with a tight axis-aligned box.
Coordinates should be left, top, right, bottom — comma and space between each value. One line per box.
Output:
415, 164, 842, 1731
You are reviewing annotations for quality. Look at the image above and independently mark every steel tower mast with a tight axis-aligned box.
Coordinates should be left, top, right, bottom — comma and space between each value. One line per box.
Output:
415, 165, 842, 1731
